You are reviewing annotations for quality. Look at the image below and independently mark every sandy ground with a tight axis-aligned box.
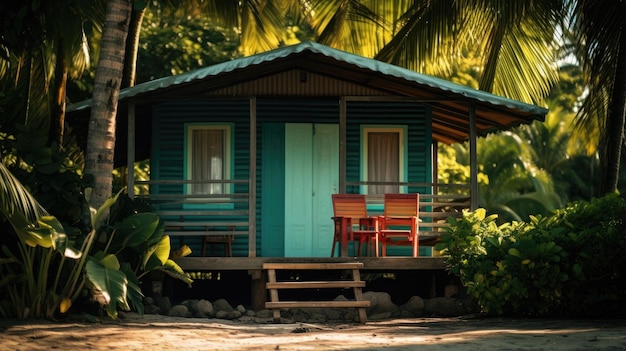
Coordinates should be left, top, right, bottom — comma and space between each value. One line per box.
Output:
1, 314, 625, 351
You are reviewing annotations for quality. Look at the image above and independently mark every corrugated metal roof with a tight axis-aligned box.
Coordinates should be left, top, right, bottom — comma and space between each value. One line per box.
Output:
67, 41, 547, 117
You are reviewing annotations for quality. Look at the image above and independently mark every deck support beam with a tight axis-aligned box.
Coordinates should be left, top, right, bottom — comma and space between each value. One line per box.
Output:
469, 103, 478, 211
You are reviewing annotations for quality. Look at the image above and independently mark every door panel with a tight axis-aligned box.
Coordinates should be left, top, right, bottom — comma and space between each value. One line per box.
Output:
284, 123, 338, 257
311, 124, 339, 256
284, 124, 313, 257
261, 123, 285, 257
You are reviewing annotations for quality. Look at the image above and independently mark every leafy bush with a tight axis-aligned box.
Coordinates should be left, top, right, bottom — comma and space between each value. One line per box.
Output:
436, 194, 626, 317
0, 163, 191, 319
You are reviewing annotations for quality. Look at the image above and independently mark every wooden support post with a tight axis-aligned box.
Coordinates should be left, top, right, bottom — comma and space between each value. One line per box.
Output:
249, 269, 267, 311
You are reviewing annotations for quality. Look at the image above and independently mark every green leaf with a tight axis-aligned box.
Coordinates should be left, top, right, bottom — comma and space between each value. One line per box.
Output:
92, 189, 123, 229
120, 263, 144, 315
158, 259, 193, 286
85, 257, 130, 319
508, 248, 521, 257
116, 212, 160, 248
100, 254, 121, 270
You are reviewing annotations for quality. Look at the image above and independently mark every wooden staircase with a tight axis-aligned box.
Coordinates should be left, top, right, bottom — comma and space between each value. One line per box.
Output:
263, 262, 370, 323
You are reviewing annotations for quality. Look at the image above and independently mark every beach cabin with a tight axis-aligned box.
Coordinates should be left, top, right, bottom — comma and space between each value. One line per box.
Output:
67, 42, 547, 304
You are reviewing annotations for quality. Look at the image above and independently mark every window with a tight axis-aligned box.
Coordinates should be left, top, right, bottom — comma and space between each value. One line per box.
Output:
186, 125, 232, 196
362, 126, 406, 194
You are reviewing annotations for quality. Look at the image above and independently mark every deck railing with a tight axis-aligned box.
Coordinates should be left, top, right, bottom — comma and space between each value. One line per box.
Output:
346, 181, 471, 246
134, 179, 470, 257
134, 179, 254, 257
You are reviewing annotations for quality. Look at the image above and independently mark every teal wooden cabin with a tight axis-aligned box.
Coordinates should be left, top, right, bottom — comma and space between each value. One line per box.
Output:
68, 42, 547, 263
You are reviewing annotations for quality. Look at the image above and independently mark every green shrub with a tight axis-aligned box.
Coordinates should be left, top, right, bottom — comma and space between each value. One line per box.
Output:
436, 194, 626, 317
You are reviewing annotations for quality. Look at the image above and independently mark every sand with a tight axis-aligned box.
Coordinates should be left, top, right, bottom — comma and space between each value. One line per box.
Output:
1, 314, 625, 350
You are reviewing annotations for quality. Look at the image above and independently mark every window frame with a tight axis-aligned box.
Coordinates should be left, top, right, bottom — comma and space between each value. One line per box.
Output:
360, 125, 408, 195
183, 123, 234, 208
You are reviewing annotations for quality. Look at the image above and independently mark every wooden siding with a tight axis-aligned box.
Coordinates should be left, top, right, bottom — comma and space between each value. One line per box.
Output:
345, 100, 432, 194
148, 98, 445, 258
152, 100, 251, 257
344, 101, 434, 256
205, 69, 389, 97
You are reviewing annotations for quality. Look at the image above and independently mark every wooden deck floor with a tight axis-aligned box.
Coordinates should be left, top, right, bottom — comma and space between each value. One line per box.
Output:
177, 256, 446, 271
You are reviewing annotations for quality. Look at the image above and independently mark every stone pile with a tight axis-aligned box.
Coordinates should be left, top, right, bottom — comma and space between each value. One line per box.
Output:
143, 291, 476, 323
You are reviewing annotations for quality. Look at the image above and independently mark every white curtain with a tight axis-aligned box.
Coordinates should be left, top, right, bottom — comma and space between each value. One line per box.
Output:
368, 132, 399, 194
192, 129, 224, 194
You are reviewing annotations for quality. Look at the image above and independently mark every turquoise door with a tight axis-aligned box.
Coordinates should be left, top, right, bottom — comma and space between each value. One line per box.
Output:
261, 123, 285, 257
284, 123, 338, 257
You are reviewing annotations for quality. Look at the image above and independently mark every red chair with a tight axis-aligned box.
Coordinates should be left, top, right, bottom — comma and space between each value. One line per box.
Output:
378, 193, 420, 257
331, 194, 379, 257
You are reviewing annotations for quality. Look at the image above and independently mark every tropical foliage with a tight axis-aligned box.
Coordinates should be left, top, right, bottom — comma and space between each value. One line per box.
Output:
436, 194, 626, 317
135, 7, 241, 83
0, 162, 190, 319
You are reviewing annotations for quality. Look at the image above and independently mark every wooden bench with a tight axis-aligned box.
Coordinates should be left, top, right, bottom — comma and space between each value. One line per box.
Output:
263, 262, 370, 323
157, 209, 249, 257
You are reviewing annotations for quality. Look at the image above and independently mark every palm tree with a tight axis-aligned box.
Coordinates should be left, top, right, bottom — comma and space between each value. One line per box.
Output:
0, 1, 101, 150
368, 0, 562, 105
518, 115, 592, 204
452, 133, 562, 223
84, 0, 132, 209
81, 0, 389, 209
569, 0, 626, 195
337, 0, 623, 196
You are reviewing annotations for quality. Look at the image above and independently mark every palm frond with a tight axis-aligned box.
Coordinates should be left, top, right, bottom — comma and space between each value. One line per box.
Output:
0, 162, 46, 224
375, 0, 458, 75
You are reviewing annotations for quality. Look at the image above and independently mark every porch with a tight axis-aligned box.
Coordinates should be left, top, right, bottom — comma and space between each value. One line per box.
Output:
134, 180, 470, 260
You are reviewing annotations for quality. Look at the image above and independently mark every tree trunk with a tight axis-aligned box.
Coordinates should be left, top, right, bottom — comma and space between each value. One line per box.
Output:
599, 18, 626, 195
122, 6, 146, 88
51, 38, 67, 150
479, 22, 505, 94
84, 0, 132, 209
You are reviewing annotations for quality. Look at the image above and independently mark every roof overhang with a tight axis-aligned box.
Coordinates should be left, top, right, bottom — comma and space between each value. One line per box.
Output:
67, 41, 547, 164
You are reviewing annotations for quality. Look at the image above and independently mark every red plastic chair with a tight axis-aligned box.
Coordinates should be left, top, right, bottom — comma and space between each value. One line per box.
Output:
378, 193, 420, 257
331, 194, 379, 257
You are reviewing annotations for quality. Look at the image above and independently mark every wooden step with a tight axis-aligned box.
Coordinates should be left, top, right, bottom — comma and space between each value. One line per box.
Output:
263, 262, 369, 323
266, 301, 370, 309
263, 262, 363, 270
266, 281, 366, 289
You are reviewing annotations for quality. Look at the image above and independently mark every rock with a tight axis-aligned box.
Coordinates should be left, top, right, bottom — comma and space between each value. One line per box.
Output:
245, 309, 256, 317
402, 296, 425, 317
158, 296, 172, 315
363, 291, 399, 315
213, 299, 234, 313
143, 296, 155, 306
144, 304, 160, 315
343, 308, 359, 322
168, 304, 189, 317
399, 310, 414, 318
308, 312, 327, 322
424, 297, 466, 317
227, 310, 242, 319
236, 304, 246, 313
215, 310, 229, 319
255, 309, 273, 318
195, 299, 214, 317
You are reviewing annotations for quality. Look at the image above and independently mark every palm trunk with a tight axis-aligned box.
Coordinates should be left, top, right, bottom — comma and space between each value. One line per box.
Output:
599, 22, 626, 195
479, 22, 505, 94
51, 38, 67, 150
84, 0, 132, 209
122, 6, 146, 88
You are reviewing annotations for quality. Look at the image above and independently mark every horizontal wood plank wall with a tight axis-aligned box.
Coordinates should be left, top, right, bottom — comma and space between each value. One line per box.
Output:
150, 100, 251, 257
345, 101, 432, 195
